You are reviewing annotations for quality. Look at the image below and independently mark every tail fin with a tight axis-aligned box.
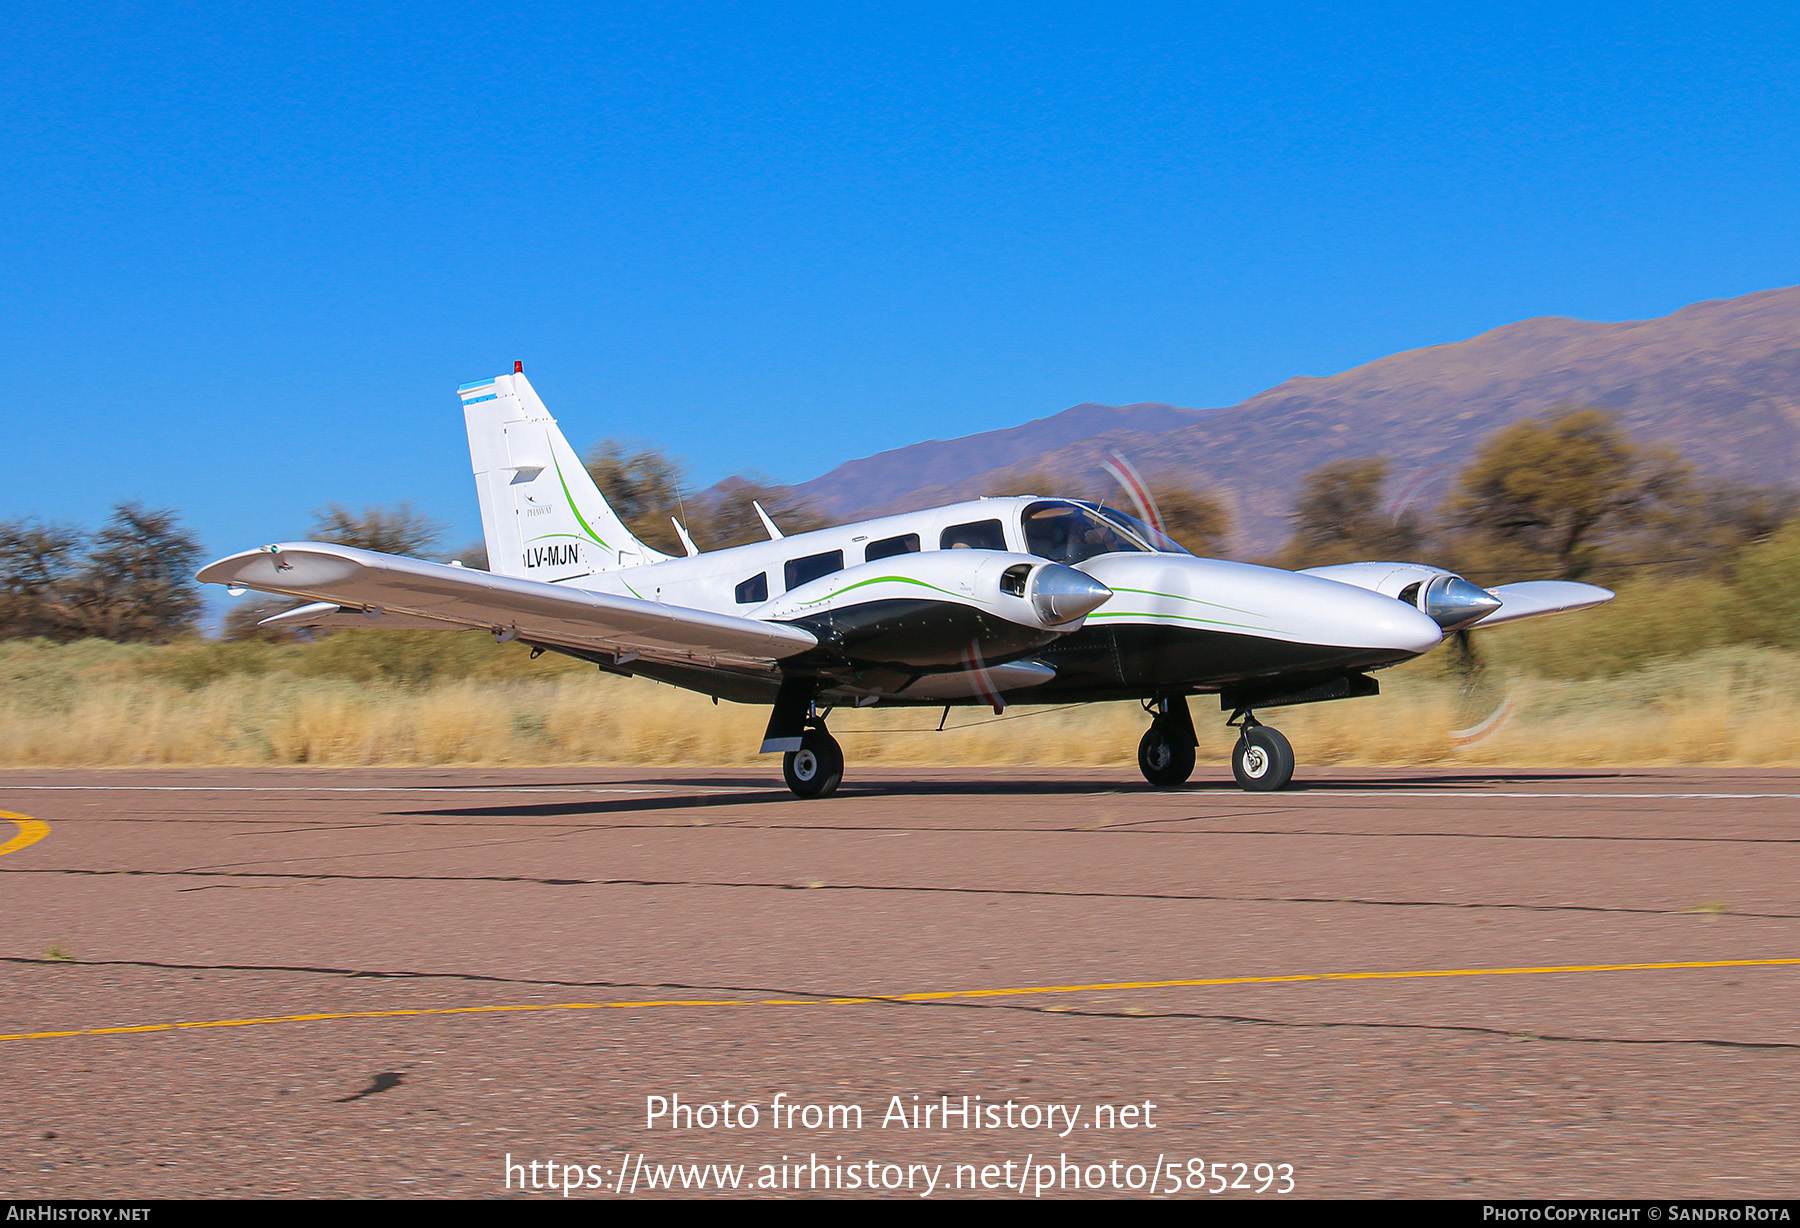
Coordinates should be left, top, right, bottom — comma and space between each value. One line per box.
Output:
460, 367, 670, 582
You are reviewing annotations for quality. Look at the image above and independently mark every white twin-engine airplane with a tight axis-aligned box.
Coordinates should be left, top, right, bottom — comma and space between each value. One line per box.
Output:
199, 366, 1615, 798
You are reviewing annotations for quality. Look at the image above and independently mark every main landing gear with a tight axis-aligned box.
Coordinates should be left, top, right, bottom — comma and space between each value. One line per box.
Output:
782, 722, 844, 800
765, 678, 844, 799
1137, 695, 1195, 777
1135, 696, 1296, 791
1138, 695, 1197, 787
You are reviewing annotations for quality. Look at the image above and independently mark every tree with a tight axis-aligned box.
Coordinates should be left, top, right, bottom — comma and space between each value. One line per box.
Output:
691, 477, 828, 550
221, 595, 306, 643
1443, 407, 1689, 582
1150, 484, 1233, 557
1648, 479, 1800, 577
1283, 457, 1423, 568
1004, 468, 1068, 499
69, 503, 205, 642
310, 502, 444, 557
583, 440, 690, 556
0, 519, 85, 639
1004, 464, 1235, 557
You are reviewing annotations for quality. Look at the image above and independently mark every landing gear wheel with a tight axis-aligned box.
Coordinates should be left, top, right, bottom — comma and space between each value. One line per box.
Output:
1232, 725, 1295, 791
783, 728, 844, 799
1137, 724, 1196, 787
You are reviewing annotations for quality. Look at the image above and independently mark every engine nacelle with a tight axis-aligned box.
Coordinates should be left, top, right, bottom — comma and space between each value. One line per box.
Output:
755, 550, 1112, 669
1301, 562, 1502, 632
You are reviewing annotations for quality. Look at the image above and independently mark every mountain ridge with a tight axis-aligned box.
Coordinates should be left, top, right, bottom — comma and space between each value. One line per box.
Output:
790, 286, 1800, 554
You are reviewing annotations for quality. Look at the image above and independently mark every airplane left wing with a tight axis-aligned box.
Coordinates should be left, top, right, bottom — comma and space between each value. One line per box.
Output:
198, 543, 818, 667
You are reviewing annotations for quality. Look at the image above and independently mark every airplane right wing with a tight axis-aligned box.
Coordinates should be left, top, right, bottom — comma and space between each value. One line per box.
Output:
1474, 580, 1615, 627
1300, 564, 1614, 630
199, 542, 818, 668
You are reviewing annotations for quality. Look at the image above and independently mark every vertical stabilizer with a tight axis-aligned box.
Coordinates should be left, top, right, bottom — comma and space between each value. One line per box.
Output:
460, 369, 671, 582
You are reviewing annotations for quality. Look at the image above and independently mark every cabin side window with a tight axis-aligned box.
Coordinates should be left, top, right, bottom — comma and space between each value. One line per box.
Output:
864, 533, 920, 563
734, 573, 768, 604
939, 519, 1006, 551
784, 550, 845, 591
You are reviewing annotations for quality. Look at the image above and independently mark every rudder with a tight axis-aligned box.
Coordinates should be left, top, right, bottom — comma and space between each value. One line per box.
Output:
460, 367, 670, 582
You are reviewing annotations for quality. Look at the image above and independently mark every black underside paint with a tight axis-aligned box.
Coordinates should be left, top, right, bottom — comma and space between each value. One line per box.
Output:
785, 598, 1061, 671
538, 611, 1421, 710
1019, 622, 1418, 705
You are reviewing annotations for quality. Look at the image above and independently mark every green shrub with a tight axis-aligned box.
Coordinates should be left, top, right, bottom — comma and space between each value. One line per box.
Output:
1731, 520, 1800, 650
288, 629, 586, 685
1477, 576, 1740, 678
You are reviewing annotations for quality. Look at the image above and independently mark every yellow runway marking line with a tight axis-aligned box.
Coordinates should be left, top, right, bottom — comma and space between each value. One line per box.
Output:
0, 812, 48, 858
5, 956, 1799, 1044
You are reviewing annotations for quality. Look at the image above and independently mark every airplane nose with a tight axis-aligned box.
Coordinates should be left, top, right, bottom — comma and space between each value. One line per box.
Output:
1420, 575, 1505, 630
1031, 564, 1113, 624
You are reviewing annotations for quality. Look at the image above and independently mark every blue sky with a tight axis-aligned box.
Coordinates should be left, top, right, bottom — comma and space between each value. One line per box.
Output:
3, 1, 1797, 564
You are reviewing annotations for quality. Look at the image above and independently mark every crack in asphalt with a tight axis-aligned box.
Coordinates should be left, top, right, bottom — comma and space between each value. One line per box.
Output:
1088, 822, 1800, 845
175, 830, 603, 874
3, 864, 1797, 920
954, 1000, 1800, 1051
7, 955, 1795, 1053
0, 953, 846, 999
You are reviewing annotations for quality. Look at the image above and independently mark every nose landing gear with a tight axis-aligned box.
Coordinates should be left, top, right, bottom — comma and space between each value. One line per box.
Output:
1229, 711, 1294, 791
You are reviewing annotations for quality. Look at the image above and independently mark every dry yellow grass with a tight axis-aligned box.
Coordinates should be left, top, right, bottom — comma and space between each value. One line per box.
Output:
3, 646, 1798, 769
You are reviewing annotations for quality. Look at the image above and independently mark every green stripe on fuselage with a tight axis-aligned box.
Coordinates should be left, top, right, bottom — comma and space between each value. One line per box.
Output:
1087, 610, 1277, 633
1102, 585, 1266, 619
790, 574, 970, 610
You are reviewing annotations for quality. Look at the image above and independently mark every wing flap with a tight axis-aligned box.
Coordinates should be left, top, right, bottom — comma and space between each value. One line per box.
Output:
200, 543, 817, 666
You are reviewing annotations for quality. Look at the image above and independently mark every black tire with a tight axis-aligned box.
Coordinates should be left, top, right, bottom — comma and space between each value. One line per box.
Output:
1232, 725, 1295, 791
1137, 724, 1196, 787
783, 729, 844, 799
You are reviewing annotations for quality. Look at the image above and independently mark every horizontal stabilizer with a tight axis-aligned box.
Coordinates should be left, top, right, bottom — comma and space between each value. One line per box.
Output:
1475, 580, 1614, 627
201, 543, 818, 667
259, 601, 450, 631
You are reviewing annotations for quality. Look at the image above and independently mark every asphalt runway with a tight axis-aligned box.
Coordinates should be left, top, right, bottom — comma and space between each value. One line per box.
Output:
4, 765, 1799, 1199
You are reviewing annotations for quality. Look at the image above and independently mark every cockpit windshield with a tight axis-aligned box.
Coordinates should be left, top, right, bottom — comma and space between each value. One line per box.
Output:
1084, 504, 1194, 556
1022, 501, 1152, 564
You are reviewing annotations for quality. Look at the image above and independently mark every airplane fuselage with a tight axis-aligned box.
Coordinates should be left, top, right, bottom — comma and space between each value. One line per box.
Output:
545, 494, 1446, 710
